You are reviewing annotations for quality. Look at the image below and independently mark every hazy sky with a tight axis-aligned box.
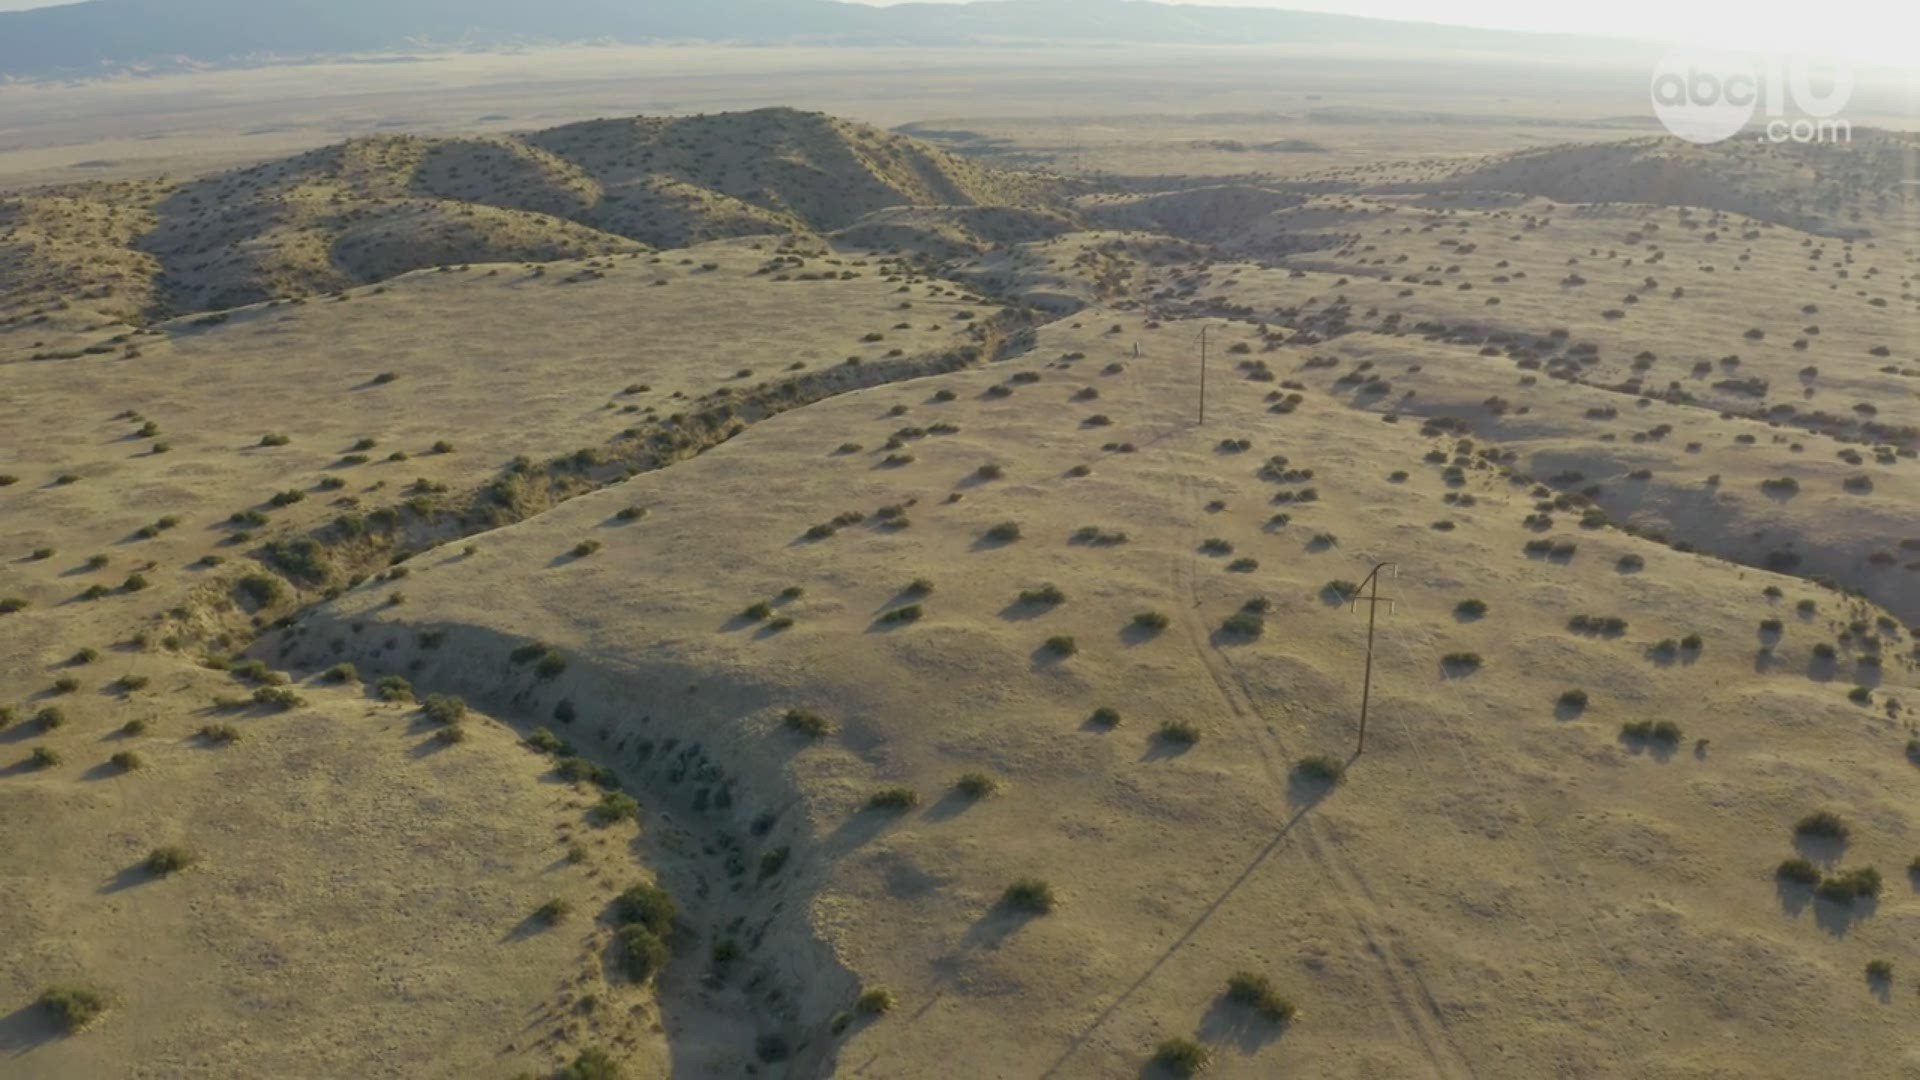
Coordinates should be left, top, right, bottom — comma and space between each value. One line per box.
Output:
0, 0, 1910, 66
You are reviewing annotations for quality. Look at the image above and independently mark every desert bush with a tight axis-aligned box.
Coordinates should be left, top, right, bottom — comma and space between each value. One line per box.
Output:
742, 601, 773, 621
110, 750, 142, 772
116, 674, 149, 693
376, 675, 414, 702
984, 521, 1022, 543
52, 676, 79, 694
856, 987, 896, 1015
615, 924, 669, 983
573, 539, 602, 558
1776, 857, 1822, 885
785, 709, 833, 737
1294, 755, 1344, 784
1442, 652, 1483, 673
1559, 689, 1590, 710
1816, 866, 1882, 903
525, 728, 565, 754
1455, 599, 1488, 618
1795, 811, 1849, 841
421, 694, 467, 724
1043, 635, 1077, 657
121, 718, 146, 736
1158, 720, 1201, 745
145, 846, 196, 876
1152, 1037, 1212, 1077
1090, 706, 1121, 727
1133, 611, 1170, 631
324, 662, 358, 683
1003, 877, 1056, 914
1019, 584, 1065, 606
593, 792, 640, 825
1199, 538, 1233, 555
905, 578, 934, 597
1225, 971, 1297, 1022
879, 604, 923, 624
1866, 959, 1893, 982
956, 772, 999, 798
37, 986, 106, 1032
867, 787, 920, 811
36, 706, 65, 731
31, 746, 62, 769
1619, 719, 1681, 744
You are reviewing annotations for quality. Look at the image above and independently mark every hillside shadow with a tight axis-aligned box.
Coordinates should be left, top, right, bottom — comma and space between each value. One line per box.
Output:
1791, 833, 1847, 866
0, 1003, 60, 1055
1814, 896, 1874, 937
98, 859, 157, 895
920, 789, 977, 824
1775, 878, 1813, 918
1197, 996, 1288, 1054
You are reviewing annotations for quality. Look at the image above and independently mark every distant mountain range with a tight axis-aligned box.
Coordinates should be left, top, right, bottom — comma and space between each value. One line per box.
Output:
0, 0, 1643, 80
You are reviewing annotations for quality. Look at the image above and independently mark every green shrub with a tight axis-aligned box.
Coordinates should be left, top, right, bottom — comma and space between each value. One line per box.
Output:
1089, 706, 1121, 727
1816, 866, 1882, 903
421, 693, 467, 724
983, 522, 1022, 543
759, 847, 790, 879
1158, 720, 1201, 745
199, 724, 241, 744
1133, 611, 1170, 631
1043, 635, 1077, 657
38, 986, 106, 1032
1619, 719, 1681, 744
376, 675, 414, 702
559, 1046, 620, 1080
785, 709, 832, 737
1441, 652, 1483, 672
52, 676, 79, 694
1455, 599, 1488, 618
324, 662, 358, 683
856, 987, 896, 1015
121, 718, 147, 736
1294, 755, 1344, 783
31, 746, 62, 769
1776, 857, 1822, 885
1225, 971, 1296, 1021
956, 772, 999, 798
145, 846, 196, 875
742, 601, 773, 621
525, 728, 565, 754
867, 787, 920, 811
614, 882, 678, 936
110, 750, 142, 771
1220, 611, 1264, 637
1152, 1036, 1213, 1077
1019, 584, 1065, 605
904, 578, 935, 597
1003, 877, 1056, 914
614, 924, 669, 983
252, 686, 303, 710
1867, 959, 1893, 982
1795, 811, 1849, 841
536, 898, 573, 925
1559, 689, 1589, 709
573, 539, 602, 558
36, 706, 65, 730
592, 792, 640, 825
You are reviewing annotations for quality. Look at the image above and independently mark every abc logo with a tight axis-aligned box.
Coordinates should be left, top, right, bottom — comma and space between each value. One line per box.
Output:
1650, 49, 1759, 144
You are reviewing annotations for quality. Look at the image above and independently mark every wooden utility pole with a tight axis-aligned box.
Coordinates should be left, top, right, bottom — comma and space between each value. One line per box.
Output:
1349, 561, 1398, 757
1198, 325, 1208, 425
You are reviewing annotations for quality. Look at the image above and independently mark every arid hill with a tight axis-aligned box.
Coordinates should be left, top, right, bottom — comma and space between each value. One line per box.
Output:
0, 108, 1057, 326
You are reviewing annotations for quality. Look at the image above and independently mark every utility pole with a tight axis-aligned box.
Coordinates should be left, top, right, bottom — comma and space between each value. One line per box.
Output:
1198, 325, 1208, 426
1349, 561, 1398, 757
